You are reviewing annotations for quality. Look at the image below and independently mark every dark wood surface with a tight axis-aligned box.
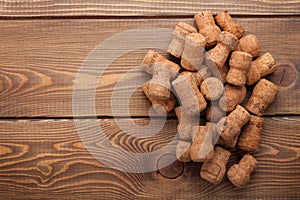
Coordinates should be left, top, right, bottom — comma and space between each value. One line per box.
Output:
0, 18, 299, 117
0, 1, 299, 199
0, 0, 299, 17
0, 117, 299, 199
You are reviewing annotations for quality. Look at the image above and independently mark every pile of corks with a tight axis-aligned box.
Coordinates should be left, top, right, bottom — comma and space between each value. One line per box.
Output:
141, 11, 278, 187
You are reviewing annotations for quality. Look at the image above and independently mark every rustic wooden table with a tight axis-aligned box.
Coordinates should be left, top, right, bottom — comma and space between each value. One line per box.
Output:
0, 1, 299, 199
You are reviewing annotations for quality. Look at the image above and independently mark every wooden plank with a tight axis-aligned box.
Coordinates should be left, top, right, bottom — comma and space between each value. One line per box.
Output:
0, 117, 299, 199
0, 18, 299, 117
0, 0, 299, 17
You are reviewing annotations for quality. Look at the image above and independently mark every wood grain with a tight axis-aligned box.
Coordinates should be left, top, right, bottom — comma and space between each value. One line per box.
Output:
0, 18, 299, 117
0, 0, 299, 17
0, 117, 299, 199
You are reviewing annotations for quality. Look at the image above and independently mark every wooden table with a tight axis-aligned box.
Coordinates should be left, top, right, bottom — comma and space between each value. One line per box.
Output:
0, 1, 299, 199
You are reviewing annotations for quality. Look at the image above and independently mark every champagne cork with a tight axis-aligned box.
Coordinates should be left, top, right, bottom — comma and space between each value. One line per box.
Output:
141, 83, 177, 116
172, 72, 207, 115
190, 126, 215, 162
181, 33, 206, 71
247, 52, 277, 85
168, 22, 198, 58
141, 50, 180, 80
206, 31, 238, 75
215, 11, 245, 39
194, 11, 221, 48
237, 34, 261, 58
238, 115, 265, 153
219, 84, 247, 112
216, 105, 250, 148
227, 154, 258, 187
245, 79, 278, 116
200, 146, 231, 184
227, 51, 252, 86
175, 106, 199, 140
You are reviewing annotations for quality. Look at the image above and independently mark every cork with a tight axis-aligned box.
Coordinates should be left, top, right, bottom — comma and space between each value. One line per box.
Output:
194, 11, 221, 48
215, 11, 245, 39
227, 154, 258, 187
141, 83, 177, 116
206, 31, 238, 70
172, 72, 207, 115
200, 77, 224, 100
247, 52, 277, 85
237, 34, 261, 58
181, 33, 206, 71
176, 140, 192, 162
147, 63, 172, 100
206, 102, 225, 123
227, 51, 252, 86
190, 126, 214, 162
245, 79, 278, 116
219, 84, 247, 112
192, 66, 211, 86
200, 146, 231, 184
141, 50, 180, 80
175, 106, 199, 140
238, 115, 265, 153
168, 22, 198, 58
216, 105, 250, 148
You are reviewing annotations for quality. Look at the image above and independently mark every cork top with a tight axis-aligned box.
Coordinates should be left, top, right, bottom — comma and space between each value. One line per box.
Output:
229, 51, 253, 70
174, 22, 198, 36
239, 154, 258, 173
237, 34, 261, 57
218, 31, 239, 51
186, 32, 206, 47
214, 146, 231, 163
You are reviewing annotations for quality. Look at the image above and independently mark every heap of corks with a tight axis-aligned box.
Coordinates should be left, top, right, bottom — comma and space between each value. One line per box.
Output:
141, 11, 278, 187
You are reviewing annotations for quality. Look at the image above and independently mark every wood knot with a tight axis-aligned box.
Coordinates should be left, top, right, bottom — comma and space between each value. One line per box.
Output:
268, 61, 297, 88
157, 153, 184, 179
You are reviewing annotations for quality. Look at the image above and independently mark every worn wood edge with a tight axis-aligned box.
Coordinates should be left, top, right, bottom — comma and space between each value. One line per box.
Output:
0, 18, 299, 117
0, 0, 300, 17
0, 117, 299, 199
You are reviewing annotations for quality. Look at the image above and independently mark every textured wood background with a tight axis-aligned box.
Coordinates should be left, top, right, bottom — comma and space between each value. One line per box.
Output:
0, 1, 299, 199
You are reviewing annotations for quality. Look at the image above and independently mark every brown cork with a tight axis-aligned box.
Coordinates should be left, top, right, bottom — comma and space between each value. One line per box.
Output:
245, 79, 278, 116
141, 50, 180, 80
181, 33, 206, 71
141, 83, 177, 116
175, 106, 199, 140
216, 105, 250, 148
206, 102, 225, 123
200, 77, 224, 100
238, 115, 265, 153
247, 52, 277, 85
147, 63, 172, 100
176, 140, 192, 162
215, 11, 245, 39
206, 31, 238, 73
227, 154, 258, 187
172, 72, 207, 115
200, 146, 231, 184
237, 34, 261, 58
167, 22, 198, 58
192, 66, 211, 86
194, 11, 221, 48
219, 84, 247, 112
227, 51, 252, 86
190, 126, 214, 162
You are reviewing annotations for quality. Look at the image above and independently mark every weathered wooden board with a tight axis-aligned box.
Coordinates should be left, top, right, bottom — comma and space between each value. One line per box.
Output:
0, 0, 299, 17
0, 18, 299, 117
0, 117, 299, 199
